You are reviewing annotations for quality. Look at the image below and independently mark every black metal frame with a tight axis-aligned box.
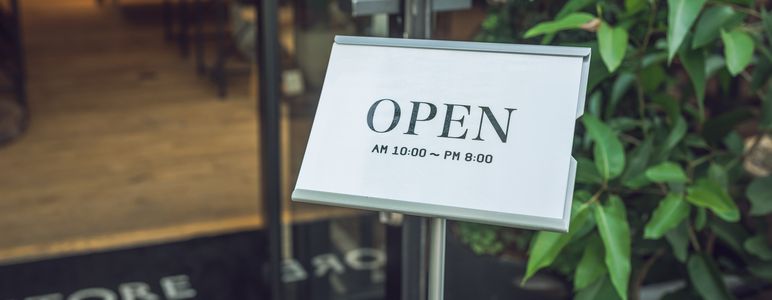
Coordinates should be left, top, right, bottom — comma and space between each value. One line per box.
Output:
255, 0, 283, 299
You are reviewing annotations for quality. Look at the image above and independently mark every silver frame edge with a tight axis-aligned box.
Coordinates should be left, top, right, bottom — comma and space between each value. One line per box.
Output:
334, 35, 592, 57
293, 189, 568, 232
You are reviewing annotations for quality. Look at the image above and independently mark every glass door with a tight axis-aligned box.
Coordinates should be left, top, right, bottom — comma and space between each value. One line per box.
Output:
270, 1, 391, 298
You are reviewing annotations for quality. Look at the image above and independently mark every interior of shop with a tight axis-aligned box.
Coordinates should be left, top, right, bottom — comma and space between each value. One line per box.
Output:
0, 1, 525, 299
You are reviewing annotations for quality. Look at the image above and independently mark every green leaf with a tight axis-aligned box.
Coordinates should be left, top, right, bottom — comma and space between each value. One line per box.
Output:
608, 118, 640, 132
686, 179, 739, 221
575, 236, 607, 290
694, 207, 707, 230
685, 134, 709, 149
692, 6, 742, 49
608, 73, 636, 117
523, 232, 569, 282
668, 182, 686, 194
575, 276, 621, 300
667, 0, 707, 63
716, 0, 752, 6
763, 9, 772, 44
622, 136, 653, 186
723, 132, 745, 156
583, 115, 626, 181
661, 287, 701, 300
721, 28, 755, 76
557, 0, 597, 19
623, 174, 651, 189
745, 235, 772, 260
750, 262, 772, 281
665, 221, 690, 262
763, 89, 772, 130
577, 157, 604, 184
702, 108, 754, 145
523, 203, 591, 283
680, 45, 706, 117
751, 56, 771, 91
748, 176, 772, 216
639, 64, 666, 92
705, 55, 727, 79
642, 52, 668, 68
715, 209, 740, 224
687, 254, 733, 300
645, 193, 691, 239
645, 162, 689, 183
594, 196, 631, 300
587, 43, 612, 92
575, 190, 593, 203
710, 219, 748, 253
523, 233, 570, 282
708, 163, 729, 189
625, 0, 646, 14
598, 22, 629, 72
660, 117, 688, 158
480, 14, 499, 31
524, 13, 595, 38
588, 91, 603, 117
653, 95, 682, 124
707, 166, 735, 226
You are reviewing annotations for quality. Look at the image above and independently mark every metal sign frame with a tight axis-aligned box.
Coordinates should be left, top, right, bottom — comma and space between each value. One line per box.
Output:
340, 0, 472, 17
292, 35, 591, 232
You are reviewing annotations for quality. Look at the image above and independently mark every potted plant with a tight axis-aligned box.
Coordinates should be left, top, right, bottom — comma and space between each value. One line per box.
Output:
458, 0, 772, 299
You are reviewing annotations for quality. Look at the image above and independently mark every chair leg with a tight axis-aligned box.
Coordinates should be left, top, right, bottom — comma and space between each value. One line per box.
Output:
177, 0, 190, 58
163, 0, 173, 42
193, 0, 206, 75
10, 0, 26, 110
213, 0, 227, 98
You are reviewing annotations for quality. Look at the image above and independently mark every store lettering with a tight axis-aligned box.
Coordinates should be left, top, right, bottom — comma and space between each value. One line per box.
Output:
13, 248, 385, 300
366, 99, 517, 143
17, 275, 195, 300
282, 248, 385, 283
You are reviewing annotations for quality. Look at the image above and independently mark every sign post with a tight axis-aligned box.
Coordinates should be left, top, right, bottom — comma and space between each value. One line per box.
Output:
427, 217, 445, 300
403, 1, 433, 299
293, 36, 590, 299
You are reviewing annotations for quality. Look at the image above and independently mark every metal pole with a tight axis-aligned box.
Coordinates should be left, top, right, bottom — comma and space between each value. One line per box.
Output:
402, 1, 434, 299
427, 218, 446, 300
401, 216, 427, 300
404, 0, 432, 39
256, 0, 283, 299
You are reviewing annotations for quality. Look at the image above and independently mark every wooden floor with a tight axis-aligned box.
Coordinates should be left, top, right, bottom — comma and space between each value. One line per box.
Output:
0, 0, 351, 265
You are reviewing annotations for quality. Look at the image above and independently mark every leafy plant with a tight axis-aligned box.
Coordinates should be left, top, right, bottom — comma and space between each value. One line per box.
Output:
464, 0, 772, 299
457, 222, 507, 255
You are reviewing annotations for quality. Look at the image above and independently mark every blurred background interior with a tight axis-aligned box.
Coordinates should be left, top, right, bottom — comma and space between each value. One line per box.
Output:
0, 0, 536, 299
2, 0, 772, 299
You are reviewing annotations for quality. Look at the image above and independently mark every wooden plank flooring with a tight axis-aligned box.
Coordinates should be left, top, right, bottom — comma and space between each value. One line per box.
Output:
0, 0, 354, 265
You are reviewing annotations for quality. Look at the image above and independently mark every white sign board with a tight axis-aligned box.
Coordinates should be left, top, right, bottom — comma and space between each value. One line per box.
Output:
292, 36, 590, 232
